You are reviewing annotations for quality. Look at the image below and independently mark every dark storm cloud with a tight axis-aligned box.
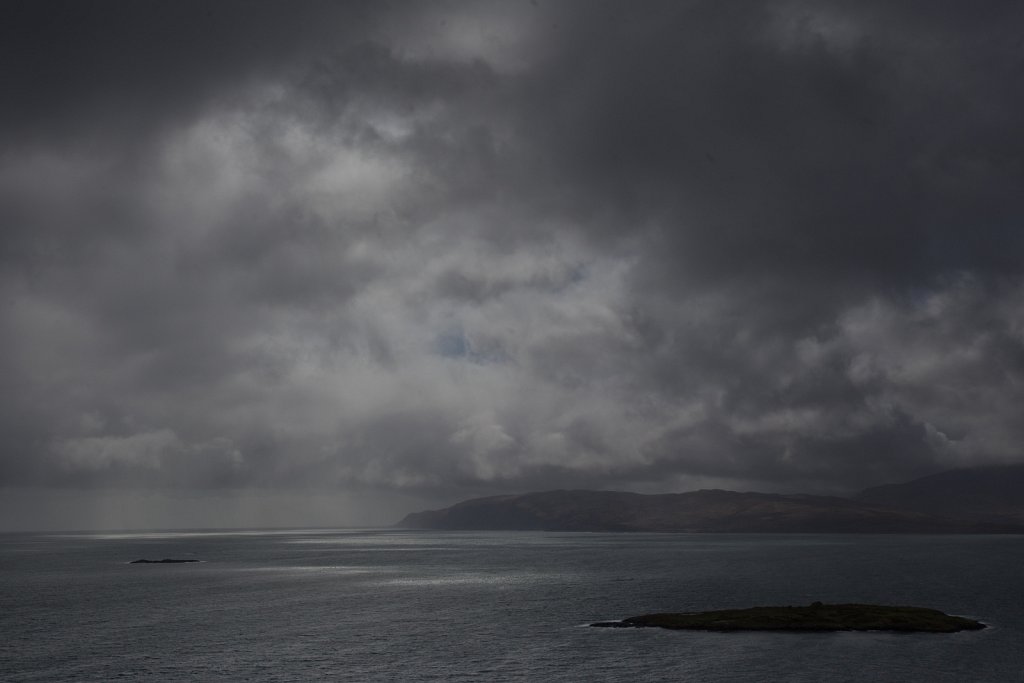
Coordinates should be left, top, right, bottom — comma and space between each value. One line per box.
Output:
530, 0, 1024, 286
2, 0, 1023, 525
0, 0, 377, 146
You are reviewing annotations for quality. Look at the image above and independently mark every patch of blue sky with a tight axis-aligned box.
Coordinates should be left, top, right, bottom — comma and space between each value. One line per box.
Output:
434, 329, 509, 365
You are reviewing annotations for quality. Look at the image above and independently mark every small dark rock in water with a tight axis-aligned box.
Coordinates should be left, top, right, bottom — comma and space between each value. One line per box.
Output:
591, 603, 985, 632
129, 558, 200, 564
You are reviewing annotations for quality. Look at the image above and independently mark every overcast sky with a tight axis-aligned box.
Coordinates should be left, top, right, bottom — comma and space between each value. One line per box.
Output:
2, 0, 1023, 530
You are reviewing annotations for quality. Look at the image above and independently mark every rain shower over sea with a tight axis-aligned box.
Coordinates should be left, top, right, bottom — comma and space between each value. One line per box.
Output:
3, 529, 1022, 682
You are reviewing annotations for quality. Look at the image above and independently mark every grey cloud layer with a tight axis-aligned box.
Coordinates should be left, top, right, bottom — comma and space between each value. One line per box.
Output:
2, 1, 1023, 502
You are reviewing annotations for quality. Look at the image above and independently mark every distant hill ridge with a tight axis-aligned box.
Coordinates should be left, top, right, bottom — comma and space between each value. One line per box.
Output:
397, 465, 1024, 533
855, 463, 1024, 523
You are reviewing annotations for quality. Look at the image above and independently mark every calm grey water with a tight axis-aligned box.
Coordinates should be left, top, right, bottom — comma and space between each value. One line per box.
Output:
2, 530, 1022, 682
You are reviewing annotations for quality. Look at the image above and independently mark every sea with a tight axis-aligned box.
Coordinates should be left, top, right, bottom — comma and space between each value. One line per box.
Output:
2, 529, 1023, 682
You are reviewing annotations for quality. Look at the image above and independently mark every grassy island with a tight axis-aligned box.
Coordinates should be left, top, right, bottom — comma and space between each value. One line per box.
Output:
129, 558, 200, 564
591, 603, 985, 632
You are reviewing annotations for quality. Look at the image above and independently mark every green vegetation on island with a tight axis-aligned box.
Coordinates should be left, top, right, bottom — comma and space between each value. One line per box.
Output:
591, 603, 985, 632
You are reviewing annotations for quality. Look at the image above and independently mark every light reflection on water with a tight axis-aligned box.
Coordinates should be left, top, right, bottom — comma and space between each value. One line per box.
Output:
51, 527, 358, 541
380, 571, 563, 587
237, 565, 396, 575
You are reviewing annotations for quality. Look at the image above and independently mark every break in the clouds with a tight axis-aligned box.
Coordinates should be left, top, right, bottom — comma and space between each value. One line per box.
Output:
2, 1, 1023, 527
